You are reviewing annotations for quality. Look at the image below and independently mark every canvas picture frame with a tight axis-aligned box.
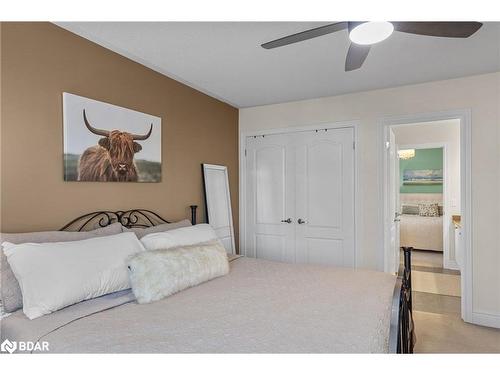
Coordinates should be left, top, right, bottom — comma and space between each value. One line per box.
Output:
402, 169, 443, 185
63, 93, 162, 182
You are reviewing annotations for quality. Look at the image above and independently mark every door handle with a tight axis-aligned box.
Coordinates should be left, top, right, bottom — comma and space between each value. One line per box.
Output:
281, 218, 292, 224
298, 218, 307, 224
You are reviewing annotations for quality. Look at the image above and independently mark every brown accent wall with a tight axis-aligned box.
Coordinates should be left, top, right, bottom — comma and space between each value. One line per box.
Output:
0, 22, 239, 243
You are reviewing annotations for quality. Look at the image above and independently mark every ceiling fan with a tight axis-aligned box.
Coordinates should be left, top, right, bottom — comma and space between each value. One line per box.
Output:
261, 22, 483, 71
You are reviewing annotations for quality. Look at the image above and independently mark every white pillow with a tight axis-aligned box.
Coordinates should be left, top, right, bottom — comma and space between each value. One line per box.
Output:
128, 240, 229, 304
140, 224, 217, 251
2, 232, 145, 319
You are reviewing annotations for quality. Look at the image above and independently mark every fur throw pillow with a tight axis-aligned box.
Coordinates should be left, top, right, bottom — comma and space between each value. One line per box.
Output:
127, 240, 229, 304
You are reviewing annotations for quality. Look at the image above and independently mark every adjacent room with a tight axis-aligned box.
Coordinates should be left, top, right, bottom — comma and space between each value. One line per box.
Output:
391, 119, 468, 351
1, 19, 499, 355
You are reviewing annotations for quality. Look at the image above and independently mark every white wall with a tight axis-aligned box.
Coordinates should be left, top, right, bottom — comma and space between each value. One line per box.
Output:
239, 72, 500, 326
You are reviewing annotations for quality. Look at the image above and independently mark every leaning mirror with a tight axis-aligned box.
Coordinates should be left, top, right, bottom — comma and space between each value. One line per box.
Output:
202, 164, 235, 254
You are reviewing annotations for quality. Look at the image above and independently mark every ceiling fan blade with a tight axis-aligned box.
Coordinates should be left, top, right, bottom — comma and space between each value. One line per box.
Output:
345, 43, 371, 71
261, 22, 348, 49
392, 22, 483, 38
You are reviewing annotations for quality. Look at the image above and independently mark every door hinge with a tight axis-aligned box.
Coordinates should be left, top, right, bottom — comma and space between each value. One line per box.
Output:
244, 149, 247, 157
353, 141, 355, 150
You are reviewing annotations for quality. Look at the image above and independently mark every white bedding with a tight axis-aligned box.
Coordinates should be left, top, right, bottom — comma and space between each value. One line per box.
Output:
3, 232, 145, 319
400, 214, 443, 251
1, 257, 396, 353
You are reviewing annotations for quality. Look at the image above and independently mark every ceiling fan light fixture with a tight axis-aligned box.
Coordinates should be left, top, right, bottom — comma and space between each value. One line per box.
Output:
349, 21, 394, 45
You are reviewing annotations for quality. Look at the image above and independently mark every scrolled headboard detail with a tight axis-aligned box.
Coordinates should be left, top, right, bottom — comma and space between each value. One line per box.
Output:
60, 206, 197, 231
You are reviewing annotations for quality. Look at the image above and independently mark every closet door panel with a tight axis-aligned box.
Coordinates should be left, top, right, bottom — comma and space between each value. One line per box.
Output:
295, 128, 355, 267
306, 140, 342, 230
305, 238, 344, 266
255, 234, 286, 262
245, 134, 295, 263
255, 145, 285, 225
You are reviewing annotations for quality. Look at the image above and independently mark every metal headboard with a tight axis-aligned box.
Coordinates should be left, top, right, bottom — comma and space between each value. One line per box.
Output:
60, 205, 198, 231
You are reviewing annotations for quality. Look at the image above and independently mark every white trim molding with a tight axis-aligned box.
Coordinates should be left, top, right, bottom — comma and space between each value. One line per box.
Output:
471, 312, 500, 329
379, 109, 474, 325
239, 120, 361, 268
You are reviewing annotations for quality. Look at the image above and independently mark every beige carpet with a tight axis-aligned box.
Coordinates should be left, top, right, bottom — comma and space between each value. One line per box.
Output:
401, 249, 443, 268
412, 270, 461, 297
413, 310, 500, 353
406, 250, 500, 353
413, 291, 461, 316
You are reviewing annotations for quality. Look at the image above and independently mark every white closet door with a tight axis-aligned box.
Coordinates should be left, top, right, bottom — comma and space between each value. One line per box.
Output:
294, 128, 355, 267
245, 134, 295, 263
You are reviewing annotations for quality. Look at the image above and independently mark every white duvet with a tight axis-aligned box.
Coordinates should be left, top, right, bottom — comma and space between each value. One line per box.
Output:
2, 257, 396, 353
400, 214, 443, 251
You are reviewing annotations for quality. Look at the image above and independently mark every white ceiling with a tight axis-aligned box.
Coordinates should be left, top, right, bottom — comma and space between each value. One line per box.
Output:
56, 22, 500, 108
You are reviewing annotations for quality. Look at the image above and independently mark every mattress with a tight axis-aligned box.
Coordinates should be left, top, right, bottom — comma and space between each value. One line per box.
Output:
400, 214, 443, 251
1, 257, 396, 353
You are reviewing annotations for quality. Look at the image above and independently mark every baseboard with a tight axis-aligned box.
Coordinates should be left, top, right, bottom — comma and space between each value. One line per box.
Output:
443, 259, 460, 271
471, 311, 500, 329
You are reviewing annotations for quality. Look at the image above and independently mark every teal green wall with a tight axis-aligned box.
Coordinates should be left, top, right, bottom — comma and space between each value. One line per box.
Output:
400, 148, 443, 193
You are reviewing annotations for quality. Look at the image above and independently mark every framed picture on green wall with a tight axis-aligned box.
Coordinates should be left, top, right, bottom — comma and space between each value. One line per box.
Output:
399, 147, 443, 193
403, 169, 443, 185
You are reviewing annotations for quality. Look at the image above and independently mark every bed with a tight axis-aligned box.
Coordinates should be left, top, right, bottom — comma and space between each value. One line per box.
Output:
0, 207, 413, 353
399, 193, 444, 252
400, 214, 443, 252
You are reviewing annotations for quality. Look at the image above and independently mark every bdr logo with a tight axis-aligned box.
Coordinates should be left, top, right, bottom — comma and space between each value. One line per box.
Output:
1, 339, 17, 354
1, 339, 49, 353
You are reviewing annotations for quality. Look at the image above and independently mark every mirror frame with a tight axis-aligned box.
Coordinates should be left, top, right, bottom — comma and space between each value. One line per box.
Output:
202, 163, 236, 254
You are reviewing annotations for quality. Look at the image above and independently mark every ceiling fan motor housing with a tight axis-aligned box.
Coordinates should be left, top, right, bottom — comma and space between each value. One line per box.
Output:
347, 21, 365, 33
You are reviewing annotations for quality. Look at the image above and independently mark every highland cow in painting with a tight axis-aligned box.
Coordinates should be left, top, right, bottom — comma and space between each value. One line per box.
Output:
78, 110, 152, 182
63, 93, 162, 182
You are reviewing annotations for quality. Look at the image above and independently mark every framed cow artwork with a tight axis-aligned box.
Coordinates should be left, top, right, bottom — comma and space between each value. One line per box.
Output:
63, 92, 162, 182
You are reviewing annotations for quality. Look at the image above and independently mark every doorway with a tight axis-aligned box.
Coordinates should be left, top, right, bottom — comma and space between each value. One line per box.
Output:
381, 110, 472, 324
397, 143, 452, 270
